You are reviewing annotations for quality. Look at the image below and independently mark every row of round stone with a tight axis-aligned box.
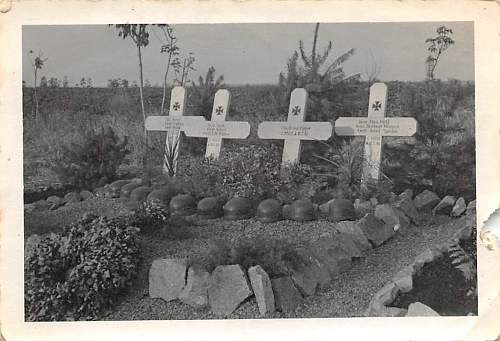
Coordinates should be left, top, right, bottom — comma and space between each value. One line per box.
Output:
170, 195, 356, 223
110, 180, 357, 223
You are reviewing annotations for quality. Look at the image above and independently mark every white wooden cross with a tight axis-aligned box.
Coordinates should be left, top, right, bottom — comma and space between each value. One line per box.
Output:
257, 88, 333, 166
145, 86, 205, 175
334, 83, 417, 185
183, 89, 250, 159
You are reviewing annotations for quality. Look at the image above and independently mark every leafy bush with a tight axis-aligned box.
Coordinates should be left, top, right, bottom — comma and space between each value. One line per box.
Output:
130, 200, 170, 235
229, 238, 298, 277
190, 66, 225, 121
25, 215, 140, 321
190, 237, 299, 277
178, 143, 324, 203
129, 201, 191, 240
52, 127, 130, 190
383, 80, 475, 199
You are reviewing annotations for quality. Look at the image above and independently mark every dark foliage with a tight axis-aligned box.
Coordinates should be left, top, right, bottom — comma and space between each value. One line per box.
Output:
390, 250, 477, 316
24, 215, 140, 321
130, 200, 170, 235
190, 237, 300, 277
383, 80, 475, 200
178, 143, 326, 203
52, 127, 130, 190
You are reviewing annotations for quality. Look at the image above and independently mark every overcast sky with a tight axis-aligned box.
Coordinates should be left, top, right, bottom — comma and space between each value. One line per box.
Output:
22, 22, 474, 87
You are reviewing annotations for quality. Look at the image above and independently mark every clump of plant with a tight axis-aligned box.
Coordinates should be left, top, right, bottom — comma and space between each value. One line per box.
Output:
178, 143, 324, 203
383, 80, 475, 199
277, 162, 328, 204
314, 139, 363, 199
229, 238, 299, 277
278, 22, 360, 122
189, 237, 300, 277
52, 127, 130, 189
25, 214, 140, 321
191, 66, 225, 120
130, 200, 170, 235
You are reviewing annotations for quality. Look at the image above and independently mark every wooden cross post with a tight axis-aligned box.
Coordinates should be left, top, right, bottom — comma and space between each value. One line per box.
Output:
334, 83, 417, 186
145, 86, 205, 175
257, 88, 333, 167
183, 89, 250, 159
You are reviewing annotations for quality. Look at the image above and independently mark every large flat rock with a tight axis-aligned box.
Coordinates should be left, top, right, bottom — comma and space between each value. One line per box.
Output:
413, 190, 440, 211
334, 221, 372, 251
248, 265, 275, 316
179, 265, 211, 309
208, 265, 253, 316
149, 258, 188, 302
357, 213, 395, 247
406, 302, 440, 317
433, 195, 456, 215
271, 276, 304, 313
450, 197, 466, 217
283, 252, 318, 296
392, 196, 419, 224
294, 247, 331, 288
374, 204, 410, 231
308, 238, 352, 278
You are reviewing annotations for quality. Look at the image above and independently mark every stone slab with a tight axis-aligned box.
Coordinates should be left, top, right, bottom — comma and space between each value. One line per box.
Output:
334, 221, 372, 251
149, 258, 188, 302
294, 247, 331, 288
271, 276, 304, 313
406, 302, 440, 317
413, 190, 440, 211
208, 265, 253, 316
357, 213, 395, 247
375, 204, 410, 231
451, 197, 466, 217
433, 195, 456, 215
248, 265, 275, 316
179, 265, 210, 309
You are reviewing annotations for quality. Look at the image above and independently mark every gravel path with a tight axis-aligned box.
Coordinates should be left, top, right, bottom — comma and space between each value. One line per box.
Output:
25, 197, 461, 320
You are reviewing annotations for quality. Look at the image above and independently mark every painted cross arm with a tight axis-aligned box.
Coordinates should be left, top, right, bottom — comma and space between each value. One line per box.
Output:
334, 117, 417, 137
145, 115, 206, 132
184, 121, 251, 139
258, 122, 333, 140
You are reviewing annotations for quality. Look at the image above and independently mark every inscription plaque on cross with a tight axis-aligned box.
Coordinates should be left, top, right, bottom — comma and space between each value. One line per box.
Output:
183, 89, 250, 159
257, 88, 333, 166
145, 86, 205, 174
334, 83, 417, 184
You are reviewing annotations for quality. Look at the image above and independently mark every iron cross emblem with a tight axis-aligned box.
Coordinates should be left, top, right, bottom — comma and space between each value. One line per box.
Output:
173, 102, 181, 111
215, 106, 224, 115
372, 101, 382, 111
291, 105, 301, 116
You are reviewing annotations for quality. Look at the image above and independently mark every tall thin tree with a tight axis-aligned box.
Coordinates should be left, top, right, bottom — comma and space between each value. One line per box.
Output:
174, 52, 196, 86
28, 50, 47, 122
112, 24, 151, 140
158, 25, 180, 115
425, 26, 455, 80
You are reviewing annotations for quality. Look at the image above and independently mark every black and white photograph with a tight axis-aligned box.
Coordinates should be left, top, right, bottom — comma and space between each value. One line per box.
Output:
3, 1, 500, 339
21, 21, 479, 322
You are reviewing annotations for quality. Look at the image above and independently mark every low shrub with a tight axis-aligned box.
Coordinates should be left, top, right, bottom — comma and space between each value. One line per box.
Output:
25, 215, 140, 321
313, 139, 363, 199
190, 237, 300, 277
178, 143, 325, 203
130, 200, 170, 235
51, 127, 130, 190
229, 238, 297, 277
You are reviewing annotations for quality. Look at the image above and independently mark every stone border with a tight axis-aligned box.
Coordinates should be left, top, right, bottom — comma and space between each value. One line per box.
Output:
25, 180, 477, 317
148, 190, 476, 317
365, 212, 476, 317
